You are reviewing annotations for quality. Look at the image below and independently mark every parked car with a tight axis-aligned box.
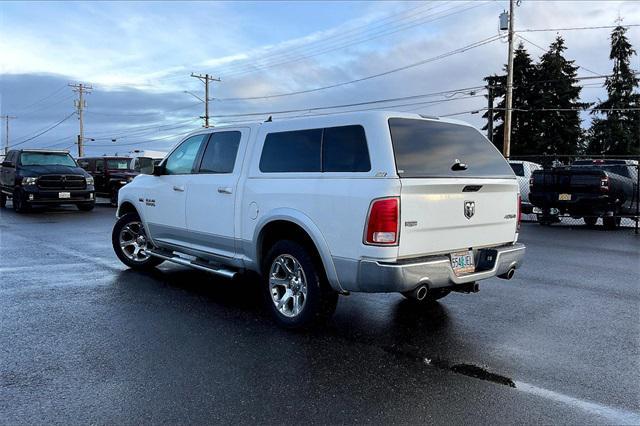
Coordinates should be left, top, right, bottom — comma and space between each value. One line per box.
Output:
111, 112, 525, 328
509, 160, 542, 214
0, 149, 95, 213
529, 159, 639, 229
78, 156, 154, 206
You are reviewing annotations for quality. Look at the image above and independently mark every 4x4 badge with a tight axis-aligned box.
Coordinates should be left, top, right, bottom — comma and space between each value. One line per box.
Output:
464, 201, 475, 219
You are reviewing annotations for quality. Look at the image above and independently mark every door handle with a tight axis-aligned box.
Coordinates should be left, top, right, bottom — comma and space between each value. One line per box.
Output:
218, 187, 232, 194
173, 185, 185, 192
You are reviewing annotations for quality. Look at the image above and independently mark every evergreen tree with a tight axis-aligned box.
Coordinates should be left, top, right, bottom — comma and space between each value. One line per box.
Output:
483, 43, 537, 155
532, 36, 587, 155
587, 25, 640, 155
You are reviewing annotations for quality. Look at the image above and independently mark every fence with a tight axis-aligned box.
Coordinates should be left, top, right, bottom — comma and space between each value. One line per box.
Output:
505, 154, 639, 234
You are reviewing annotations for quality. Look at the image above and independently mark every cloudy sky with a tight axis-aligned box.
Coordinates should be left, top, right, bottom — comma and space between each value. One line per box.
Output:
1, 0, 639, 156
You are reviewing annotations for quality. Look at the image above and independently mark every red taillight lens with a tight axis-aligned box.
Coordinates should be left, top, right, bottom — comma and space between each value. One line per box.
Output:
517, 194, 521, 230
365, 197, 399, 245
600, 176, 609, 192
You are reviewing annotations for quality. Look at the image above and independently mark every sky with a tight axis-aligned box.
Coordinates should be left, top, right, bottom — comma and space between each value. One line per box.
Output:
1, 0, 639, 156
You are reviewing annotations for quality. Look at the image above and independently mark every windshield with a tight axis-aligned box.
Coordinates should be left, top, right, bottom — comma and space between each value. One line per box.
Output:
20, 152, 77, 167
388, 118, 514, 178
107, 159, 132, 170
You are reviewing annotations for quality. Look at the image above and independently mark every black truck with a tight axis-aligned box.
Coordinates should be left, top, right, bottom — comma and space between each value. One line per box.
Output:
529, 159, 639, 229
77, 156, 154, 206
0, 149, 96, 213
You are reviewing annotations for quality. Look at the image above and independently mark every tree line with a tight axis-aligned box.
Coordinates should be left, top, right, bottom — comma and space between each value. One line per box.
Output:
484, 25, 639, 157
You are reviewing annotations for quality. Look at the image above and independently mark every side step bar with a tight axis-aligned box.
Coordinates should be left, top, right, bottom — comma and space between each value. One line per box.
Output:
148, 250, 237, 279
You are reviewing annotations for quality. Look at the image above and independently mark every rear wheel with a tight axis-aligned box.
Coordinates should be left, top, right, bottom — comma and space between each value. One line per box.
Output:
112, 212, 164, 269
584, 216, 598, 226
603, 216, 621, 230
12, 189, 29, 213
263, 240, 338, 329
0, 192, 6, 208
110, 188, 119, 207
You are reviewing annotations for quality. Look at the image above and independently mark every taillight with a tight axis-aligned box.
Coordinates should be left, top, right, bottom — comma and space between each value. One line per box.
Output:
364, 197, 399, 245
529, 177, 534, 189
517, 194, 521, 230
600, 176, 609, 192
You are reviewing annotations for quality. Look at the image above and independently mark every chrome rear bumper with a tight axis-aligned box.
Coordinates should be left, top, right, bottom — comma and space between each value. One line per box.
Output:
334, 243, 525, 293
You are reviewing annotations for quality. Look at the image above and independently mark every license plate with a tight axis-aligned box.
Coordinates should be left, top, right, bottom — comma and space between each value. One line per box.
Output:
559, 193, 571, 201
451, 250, 475, 275
58, 192, 71, 199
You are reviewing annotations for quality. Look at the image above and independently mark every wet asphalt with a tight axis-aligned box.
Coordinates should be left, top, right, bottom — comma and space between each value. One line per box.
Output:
1, 205, 639, 425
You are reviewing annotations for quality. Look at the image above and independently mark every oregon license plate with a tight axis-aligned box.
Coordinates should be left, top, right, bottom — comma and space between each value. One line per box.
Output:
58, 192, 71, 199
559, 193, 571, 201
451, 250, 475, 275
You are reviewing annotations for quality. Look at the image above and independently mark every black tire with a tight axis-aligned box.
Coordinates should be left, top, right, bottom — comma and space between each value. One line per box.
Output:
402, 288, 451, 304
263, 240, 338, 329
584, 216, 598, 226
12, 189, 29, 213
603, 216, 621, 230
112, 212, 164, 269
77, 202, 95, 211
110, 188, 119, 207
0, 192, 6, 208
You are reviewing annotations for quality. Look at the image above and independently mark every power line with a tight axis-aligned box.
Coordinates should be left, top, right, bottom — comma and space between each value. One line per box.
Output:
9, 112, 77, 148
218, 1, 490, 78
517, 24, 640, 33
516, 34, 603, 76
13, 85, 68, 112
217, 34, 504, 101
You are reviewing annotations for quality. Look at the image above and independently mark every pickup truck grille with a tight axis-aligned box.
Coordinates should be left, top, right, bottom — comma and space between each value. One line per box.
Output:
37, 175, 86, 190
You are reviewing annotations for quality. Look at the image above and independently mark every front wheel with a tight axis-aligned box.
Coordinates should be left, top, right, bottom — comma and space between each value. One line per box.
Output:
110, 188, 119, 207
0, 192, 6, 208
12, 189, 30, 213
112, 212, 164, 269
263, 240, 338, 329
603, 216, 621, 230
584, 216, 598, 226
77, 203, 95, 212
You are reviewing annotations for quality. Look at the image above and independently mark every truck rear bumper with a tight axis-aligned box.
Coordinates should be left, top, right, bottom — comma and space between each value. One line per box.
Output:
334, 243, 525, 293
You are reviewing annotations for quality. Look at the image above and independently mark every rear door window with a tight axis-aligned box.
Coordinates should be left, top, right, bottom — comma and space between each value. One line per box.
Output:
322, 125, 370, 172
260, 129, 322, 172
199, 131, 242, 174
389, 118, 514, 178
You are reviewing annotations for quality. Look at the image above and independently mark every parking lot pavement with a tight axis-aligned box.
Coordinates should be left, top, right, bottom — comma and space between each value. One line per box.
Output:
1, 206, 639, 424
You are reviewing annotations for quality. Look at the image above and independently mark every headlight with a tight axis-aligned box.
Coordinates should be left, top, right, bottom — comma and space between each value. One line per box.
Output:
22, 177, 38, 186
85, 176, 94, 185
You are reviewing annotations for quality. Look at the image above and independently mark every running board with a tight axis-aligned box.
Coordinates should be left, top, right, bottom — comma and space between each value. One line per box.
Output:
148, 250, 237, 279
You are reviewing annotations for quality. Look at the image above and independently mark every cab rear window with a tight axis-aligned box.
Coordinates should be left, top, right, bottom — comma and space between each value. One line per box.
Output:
388, 118, 514, 178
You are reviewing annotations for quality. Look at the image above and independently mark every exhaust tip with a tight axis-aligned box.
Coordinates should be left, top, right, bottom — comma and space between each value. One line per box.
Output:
416, 285, 428, 301
499, 267, 516, 280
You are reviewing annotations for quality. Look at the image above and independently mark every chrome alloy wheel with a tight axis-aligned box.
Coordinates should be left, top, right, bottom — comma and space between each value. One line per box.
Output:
118, 221, 151, 262
269, 254, 308, 318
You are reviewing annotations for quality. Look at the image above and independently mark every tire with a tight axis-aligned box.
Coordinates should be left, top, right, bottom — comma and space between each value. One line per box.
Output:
263, 240, 338, 329
12, 189, 29, 213
603, 216, 621, 230
110, 188, 119, 207
0, 192, 6, 208
584, 216, 597, 226
537, 214, 552, 226
402, 288, 451, 304
77, 203, 95, 212
112, 212, 164, 269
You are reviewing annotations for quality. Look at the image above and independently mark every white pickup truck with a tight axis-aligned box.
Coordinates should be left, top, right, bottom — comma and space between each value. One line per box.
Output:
112, 111, 525, 328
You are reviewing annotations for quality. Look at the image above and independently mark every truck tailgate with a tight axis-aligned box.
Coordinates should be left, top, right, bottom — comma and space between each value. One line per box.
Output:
399, 178, 518, 257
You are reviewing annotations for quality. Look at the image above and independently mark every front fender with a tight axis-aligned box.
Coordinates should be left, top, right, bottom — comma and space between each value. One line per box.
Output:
252, 208, 344, 293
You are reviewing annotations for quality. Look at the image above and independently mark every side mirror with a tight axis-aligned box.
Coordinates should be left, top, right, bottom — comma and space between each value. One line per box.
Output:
152, 164, 166, 176
137, 157, 155, 175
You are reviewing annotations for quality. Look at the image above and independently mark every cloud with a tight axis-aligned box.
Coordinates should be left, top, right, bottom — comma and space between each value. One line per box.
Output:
1, 1, 639, 156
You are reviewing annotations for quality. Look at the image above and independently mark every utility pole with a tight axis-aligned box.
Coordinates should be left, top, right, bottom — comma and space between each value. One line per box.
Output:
502, 0, 517, 158
1, 115, 16, 155
485, 79, 496, 144
190, 73, 220, 128
69, 83, 92, 157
